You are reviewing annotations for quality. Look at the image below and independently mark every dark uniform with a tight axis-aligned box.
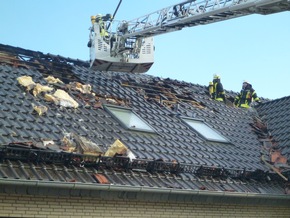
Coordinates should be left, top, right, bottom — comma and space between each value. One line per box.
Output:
234, 81, 260, 108
209, 75, 225, 102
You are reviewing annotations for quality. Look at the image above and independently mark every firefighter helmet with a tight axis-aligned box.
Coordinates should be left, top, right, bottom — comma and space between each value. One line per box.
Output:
213, 74, 220, 79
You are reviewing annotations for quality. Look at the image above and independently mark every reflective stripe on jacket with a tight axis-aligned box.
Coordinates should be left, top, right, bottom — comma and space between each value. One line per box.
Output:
235, 88, 259, 107
213, 82, 225, 101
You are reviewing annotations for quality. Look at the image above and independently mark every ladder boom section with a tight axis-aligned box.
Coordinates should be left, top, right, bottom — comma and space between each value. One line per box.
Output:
120, 0, 290, 39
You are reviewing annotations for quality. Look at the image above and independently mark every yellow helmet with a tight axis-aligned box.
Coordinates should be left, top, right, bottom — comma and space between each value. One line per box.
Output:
213, 74, 220, 79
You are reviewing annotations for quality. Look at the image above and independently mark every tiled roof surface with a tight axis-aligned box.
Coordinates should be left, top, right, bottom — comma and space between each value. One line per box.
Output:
0, 44, 289, 196
257, 96, 290, 159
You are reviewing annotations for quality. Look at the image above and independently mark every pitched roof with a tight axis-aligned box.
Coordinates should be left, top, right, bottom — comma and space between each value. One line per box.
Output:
256, 96, 290, 160
0, 43, 289, 200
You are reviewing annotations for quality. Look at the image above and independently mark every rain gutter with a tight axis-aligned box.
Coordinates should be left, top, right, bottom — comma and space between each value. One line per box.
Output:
0, 178, 289, 205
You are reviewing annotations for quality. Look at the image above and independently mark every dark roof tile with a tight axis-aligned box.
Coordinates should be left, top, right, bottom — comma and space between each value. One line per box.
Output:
257, 96, 290, 160
0, 44, 289, 196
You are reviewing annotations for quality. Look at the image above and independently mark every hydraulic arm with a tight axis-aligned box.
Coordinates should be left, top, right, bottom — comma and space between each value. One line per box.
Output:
89, 0, 290, 73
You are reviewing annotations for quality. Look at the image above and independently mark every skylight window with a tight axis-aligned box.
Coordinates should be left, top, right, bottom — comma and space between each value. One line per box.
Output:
105, 105, 155, 133
182, 117, 229, 143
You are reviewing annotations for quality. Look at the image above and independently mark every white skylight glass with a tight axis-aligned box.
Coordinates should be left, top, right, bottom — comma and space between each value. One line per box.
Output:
106, 106, 154, 132
182, 118, 229, 143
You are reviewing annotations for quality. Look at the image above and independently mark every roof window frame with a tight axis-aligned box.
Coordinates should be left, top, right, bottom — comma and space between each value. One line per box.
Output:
104, 104, 155, 133
180, 116, 230, 143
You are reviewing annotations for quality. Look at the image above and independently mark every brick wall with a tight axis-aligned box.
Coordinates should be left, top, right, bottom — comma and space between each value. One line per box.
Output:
0, 193, 290, 218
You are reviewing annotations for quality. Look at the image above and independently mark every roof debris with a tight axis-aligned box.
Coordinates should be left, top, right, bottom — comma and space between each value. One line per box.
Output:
120, 80, 206, 111
32, 83, 53, 97
17, 75, 36, 91
32, 104, 48, 116
261, 155, 288, 181
61, 132, 103, 155
52, 89, 79, 108
68, 82, 92, 94
1, 139, 288, 184
92, 173, 110, 184
271, 150, 288, 165
251, 116, 289, 181
44, 75, 64, 84
105, 139, 136, 161
17, 73, 130, 110
0, 51, 29, 68
0, 44, 88, 83
17, 75, 81, 108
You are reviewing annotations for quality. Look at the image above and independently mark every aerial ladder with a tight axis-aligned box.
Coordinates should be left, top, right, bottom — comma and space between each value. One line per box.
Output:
88, 0, 290, 73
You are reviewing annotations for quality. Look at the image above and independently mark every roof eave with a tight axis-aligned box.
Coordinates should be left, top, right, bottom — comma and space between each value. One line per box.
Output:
1, 179, 289, 206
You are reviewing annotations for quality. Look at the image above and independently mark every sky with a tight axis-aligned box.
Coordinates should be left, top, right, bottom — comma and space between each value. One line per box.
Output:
1, 0, 290, 99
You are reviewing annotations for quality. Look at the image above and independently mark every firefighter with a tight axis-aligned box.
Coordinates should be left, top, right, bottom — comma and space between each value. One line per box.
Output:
209, 74, 225, 102
234, 81, 260, 108
94, 14, 109, 38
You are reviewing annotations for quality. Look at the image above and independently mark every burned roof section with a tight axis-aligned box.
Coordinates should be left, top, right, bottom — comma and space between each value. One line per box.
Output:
256, 97, 290, 171
0, 43, 289, 196
0, 43, 88, 84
